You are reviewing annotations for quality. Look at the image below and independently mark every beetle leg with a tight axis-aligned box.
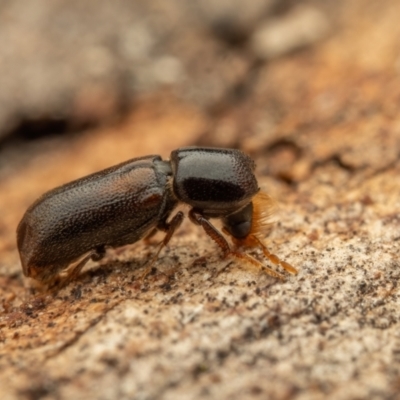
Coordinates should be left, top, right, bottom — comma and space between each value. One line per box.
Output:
48, 253, 93, 290
259, 241, 297, 275
227, 251, 285, 280
245, 235, 297, 275
140, 211, 185, 280
47, 246, 108, 290
190, 210, 285, 279
189, 210, 231, 257
223, 229, 297, 275
143, 228, 158, 244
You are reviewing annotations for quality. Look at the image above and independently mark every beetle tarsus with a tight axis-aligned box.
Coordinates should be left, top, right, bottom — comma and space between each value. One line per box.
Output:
248, 235, 297, 275
230, 250, 285, 280
224, 231, 297, 276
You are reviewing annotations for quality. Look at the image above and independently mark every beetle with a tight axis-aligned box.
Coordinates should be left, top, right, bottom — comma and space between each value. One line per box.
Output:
17, 147, 296, 289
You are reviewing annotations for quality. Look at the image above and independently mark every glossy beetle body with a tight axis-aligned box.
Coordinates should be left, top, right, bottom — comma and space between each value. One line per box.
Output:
17, 147, 296, 288
170, 147, 258, 217
17, 156, 176, 283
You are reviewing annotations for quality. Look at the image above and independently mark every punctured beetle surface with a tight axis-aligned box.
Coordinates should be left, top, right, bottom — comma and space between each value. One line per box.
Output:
17, 146, 297, 289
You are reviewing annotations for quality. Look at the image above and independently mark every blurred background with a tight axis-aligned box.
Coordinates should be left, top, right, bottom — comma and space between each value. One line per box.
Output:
0, 0, 333, 153
0, 0, 400, 270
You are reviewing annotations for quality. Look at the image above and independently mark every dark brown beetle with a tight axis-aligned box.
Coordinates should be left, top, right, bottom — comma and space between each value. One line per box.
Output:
17, 147, 296, 288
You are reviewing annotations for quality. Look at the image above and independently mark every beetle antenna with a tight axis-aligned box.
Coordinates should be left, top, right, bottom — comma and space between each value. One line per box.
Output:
224, 191, 297, 275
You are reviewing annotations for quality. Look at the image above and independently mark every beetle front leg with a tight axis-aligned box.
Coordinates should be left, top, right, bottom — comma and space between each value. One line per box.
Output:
225, 231, 297, 275
189, 209, 231, 257
190, 210, 285, 279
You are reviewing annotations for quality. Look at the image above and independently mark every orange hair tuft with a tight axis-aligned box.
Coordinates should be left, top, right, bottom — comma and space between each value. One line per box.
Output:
249, 191, 277, 239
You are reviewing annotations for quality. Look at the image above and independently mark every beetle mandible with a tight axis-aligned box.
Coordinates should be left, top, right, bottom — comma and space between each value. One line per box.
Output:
17, 147, 297, 288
